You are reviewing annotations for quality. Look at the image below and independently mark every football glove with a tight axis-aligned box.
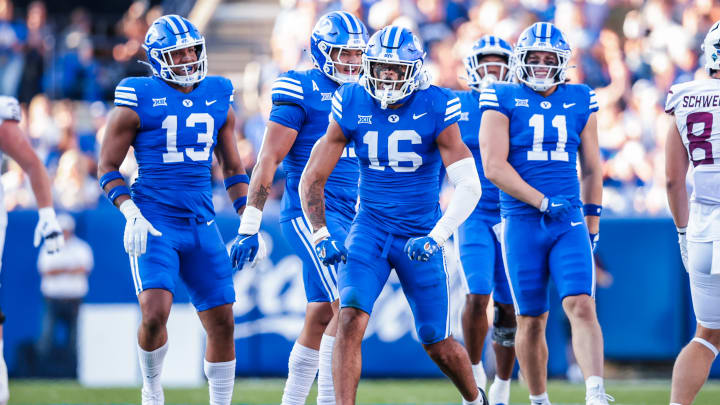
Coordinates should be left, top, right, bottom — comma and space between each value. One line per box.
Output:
314, 237, 347, 266
404, 236, 440, 262
230, 232, 267, 270
677, 227, 688, 271
119, 200, 162, 257
33, 207, 64, 254
589, 232, 599, 253
539, 196, 572, 221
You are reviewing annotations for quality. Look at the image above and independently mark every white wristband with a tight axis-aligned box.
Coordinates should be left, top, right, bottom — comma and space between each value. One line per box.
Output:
539, 197, 548, 212
118, 199, 140, 220
238, 206, 262, 235
312, 226, 330, 245
677, 226, 687, 235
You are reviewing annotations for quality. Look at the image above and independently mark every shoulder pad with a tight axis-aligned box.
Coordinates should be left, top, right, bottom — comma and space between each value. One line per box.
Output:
271, 71, 305, 106
0, 96, 21, 122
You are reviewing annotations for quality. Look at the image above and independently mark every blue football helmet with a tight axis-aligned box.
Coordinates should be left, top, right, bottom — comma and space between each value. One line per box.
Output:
362, 26, 425, 109
143, 15, 207, 87
464, 35, 513, 92
514, 22, 571, 91
310, 11, 369, 84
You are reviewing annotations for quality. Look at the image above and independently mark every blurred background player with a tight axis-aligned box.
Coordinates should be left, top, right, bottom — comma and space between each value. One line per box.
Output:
665, 20, 720, 405
97, 15, 248, 405
479, 23, 609, 405
36, 213, 92, 369
454, 35, 517, 405
300, 26, 486, 405
0, 95, 64, 405
229, 11, 367, 405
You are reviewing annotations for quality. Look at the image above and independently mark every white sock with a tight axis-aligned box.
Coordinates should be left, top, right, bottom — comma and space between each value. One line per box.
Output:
281, 342, 319, 405
492, 376, 510, 389
204, 359, 236, 405
585, 375, 604, 393
530, 392, 551, 405
0, 340, 8, 404
472, 362, 487, 390
317, 334, 336, 405
137, 341, 168, 393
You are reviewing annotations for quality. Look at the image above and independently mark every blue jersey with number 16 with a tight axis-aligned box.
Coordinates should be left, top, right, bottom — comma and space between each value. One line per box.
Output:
113, 75, 234, 222
479, 83, 598, 216
332, 82, 461, 236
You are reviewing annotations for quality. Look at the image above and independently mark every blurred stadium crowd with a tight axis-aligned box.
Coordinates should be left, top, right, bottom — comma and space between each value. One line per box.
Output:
2, 0, 720, 216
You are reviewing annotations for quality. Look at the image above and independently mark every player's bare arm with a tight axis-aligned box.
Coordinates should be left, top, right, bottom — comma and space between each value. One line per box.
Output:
300, 118, 347, 232
247, 121, 298, 210
665, 119, 690, 229
578, 112, 602, 234
480, 109, 544, 208
0, 120, 53, 208
214, 107, 249, 215
97, 106, 139, 207
436, 122, 472, 166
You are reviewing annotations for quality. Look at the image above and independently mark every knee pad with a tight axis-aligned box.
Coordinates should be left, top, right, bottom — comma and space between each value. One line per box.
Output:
492, 302, 516, 347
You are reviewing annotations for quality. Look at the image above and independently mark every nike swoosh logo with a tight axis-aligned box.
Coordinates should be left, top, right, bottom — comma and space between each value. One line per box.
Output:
551, 202, 563, 207
206, 100, 217, 106
413, 112, 427, 120
563, 102, 575, 108
571, 221, 583, 226
207, 219, 215, 226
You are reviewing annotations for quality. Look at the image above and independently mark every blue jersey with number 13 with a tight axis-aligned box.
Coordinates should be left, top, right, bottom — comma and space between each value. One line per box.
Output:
113, 75, 234, 222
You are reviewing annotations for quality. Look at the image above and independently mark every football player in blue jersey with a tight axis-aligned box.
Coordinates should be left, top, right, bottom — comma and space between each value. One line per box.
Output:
455, 35, 516, 405
301, 26, 486, 405
97, 15, 247, 405
229, 11, 368, 405
479, 23, 609, 405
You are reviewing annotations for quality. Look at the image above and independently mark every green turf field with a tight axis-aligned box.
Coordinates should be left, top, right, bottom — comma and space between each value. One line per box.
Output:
7, 378, 720, 405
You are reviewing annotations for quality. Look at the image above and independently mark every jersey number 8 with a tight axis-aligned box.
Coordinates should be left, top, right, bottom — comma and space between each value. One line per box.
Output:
162, 113, 214, 163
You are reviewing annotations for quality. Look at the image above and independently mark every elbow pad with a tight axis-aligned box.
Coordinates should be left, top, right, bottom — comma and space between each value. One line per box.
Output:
429, 158, 482, 245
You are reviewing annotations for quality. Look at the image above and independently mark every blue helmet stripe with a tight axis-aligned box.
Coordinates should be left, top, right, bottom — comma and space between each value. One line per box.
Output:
349, 13, 363, 33
162, 16, 180, 35
383, 26, 396, 49
543, 22, 550, 38
489, 36, 495, 46
391, 26, 402, 48
338, 12, 355, 33
174, 15, 189, 32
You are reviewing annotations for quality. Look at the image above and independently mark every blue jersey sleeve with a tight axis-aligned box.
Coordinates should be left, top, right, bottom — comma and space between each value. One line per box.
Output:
219, 76, 234, 104
478, 83, 510, 117
114, 77, 141, 111
271, 72, 306, 110
269, 103, 306, 132
331, 84, 355, 139
434, 87, 462, 134
577, 84, 599, 131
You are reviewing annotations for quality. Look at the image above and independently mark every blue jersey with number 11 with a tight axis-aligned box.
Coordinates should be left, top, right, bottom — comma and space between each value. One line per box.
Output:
479, 83, 598, 216
114, 75, 234, 222
332, 83, 461, 236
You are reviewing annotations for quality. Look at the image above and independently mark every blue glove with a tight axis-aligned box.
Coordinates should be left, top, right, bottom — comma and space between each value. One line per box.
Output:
230, 233, 260, 270
404, 236, 440, 262
539, 196, 572, 221
589, 232, 599, 253
315, 237, 347, 266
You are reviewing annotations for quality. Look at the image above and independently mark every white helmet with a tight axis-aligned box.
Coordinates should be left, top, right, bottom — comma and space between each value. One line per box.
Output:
702, 21, 720, 74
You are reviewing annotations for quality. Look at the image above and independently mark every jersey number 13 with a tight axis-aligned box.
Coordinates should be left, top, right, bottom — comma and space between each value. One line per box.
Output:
162, 113, 214, 163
